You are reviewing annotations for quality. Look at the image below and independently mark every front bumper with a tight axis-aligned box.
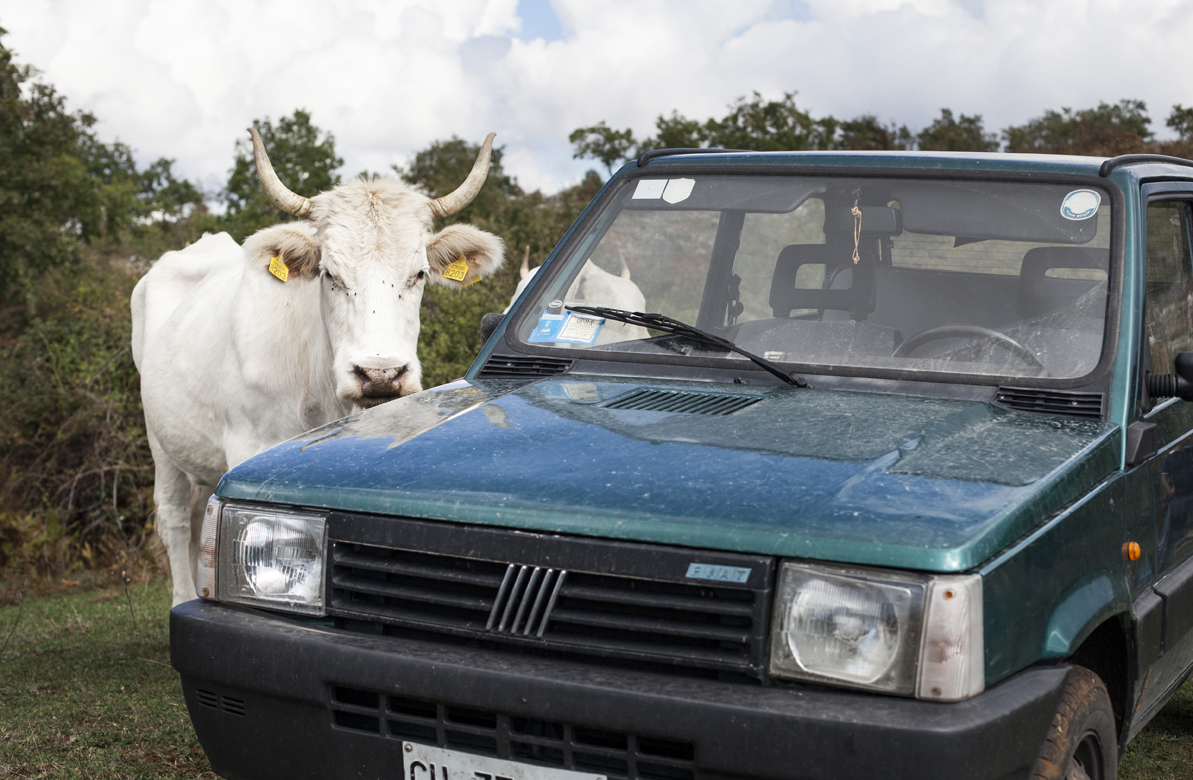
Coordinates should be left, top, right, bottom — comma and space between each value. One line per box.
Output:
172, 600, 1067, 780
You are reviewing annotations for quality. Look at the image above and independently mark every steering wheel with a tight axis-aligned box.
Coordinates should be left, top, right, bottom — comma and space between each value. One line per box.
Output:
892, 325, 1042, 367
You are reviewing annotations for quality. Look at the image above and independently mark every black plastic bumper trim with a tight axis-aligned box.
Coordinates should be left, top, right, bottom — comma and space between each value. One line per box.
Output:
172, 600, 1068, 780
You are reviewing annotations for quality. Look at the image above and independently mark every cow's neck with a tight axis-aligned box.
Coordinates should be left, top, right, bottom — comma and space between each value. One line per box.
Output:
227, 269, 349, 456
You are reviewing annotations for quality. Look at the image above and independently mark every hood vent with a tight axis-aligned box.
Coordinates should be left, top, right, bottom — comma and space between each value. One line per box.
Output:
602, 388, 764, 415
478, 353, 573, 379
995, 387, 1104, 420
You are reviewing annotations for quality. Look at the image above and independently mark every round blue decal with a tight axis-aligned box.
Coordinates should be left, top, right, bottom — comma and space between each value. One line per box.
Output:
1061, 189, 1101, 221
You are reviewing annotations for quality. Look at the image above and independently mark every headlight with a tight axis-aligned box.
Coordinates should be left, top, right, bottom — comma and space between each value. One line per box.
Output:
769, 562, 983, 701
215, 504, 328, 616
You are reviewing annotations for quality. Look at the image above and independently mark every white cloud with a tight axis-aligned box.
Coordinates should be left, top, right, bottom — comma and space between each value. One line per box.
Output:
0, 0, 1191, 197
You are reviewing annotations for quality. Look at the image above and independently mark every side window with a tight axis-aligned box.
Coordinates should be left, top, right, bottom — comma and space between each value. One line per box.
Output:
1145, 201, 1193, 374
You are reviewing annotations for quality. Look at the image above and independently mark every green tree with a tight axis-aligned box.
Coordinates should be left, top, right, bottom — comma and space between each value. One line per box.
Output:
222, 109, 343, 241
139, 157, 203, 227
1160, 105, 1193, 159
916, 109, 999, 152
839, 115, 913, 150
642, 110, 707, 151
1003, 100, 1152, 156
397, 135, 518, 224
0, 28, 136, 304
1169, 105, 1193, 141
703, 91, 837, 152
569, 121, 638, 175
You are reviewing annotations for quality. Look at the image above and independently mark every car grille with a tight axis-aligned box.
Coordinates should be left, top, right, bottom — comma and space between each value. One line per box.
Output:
325, 513, 774, 678
329, 686, 697, 780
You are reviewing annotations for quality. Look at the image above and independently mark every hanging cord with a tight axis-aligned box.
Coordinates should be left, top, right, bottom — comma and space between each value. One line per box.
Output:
851, 205, 863, 264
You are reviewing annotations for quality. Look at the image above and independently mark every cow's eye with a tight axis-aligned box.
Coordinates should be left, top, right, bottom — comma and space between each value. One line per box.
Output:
417, 270, 426, 281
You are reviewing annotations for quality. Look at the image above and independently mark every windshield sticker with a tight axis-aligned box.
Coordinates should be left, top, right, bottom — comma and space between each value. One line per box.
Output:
556, 313, 605, 343
527, 312, 565, 342
686, 563, 751, 584
633, 179, 667, 199
662, 178, 695, 204
527, 312, 605, 344
1061, 189, 1101, 220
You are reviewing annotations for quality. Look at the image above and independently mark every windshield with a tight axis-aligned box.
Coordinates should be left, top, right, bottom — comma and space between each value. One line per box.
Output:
515, 174, 1113, 382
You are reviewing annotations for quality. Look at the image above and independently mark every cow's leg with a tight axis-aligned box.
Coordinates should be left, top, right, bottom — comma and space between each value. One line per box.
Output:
148, 433, 200, 607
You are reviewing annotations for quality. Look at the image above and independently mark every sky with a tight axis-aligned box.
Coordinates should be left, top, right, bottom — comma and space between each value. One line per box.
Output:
2, 0, 1192, 198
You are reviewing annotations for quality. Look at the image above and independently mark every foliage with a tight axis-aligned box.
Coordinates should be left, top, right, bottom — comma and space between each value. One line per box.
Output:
0, 255, 160, 581
916, 108, 999, 152
651, 110, 706, 150
838, 115, 913, 151
0, 29, 204, 309
221, 109, 343, 241
1003, 99, 1154, 156
568, 122, 637, 175
703, 91, 838, 152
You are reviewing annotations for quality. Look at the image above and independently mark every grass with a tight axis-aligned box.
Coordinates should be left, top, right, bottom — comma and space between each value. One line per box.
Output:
0, 580, 1190, 779
1121, 682, 1193, 778
0, 579, 213, 779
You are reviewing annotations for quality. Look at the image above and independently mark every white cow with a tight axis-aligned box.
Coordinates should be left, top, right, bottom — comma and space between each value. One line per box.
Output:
133, 130, 504, 605
507, 248, 651, 344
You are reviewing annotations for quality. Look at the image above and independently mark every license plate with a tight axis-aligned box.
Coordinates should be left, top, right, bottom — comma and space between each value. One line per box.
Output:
403, 742, 606, 780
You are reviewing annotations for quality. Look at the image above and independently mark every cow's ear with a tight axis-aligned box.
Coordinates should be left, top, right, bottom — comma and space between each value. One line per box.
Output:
426, 224, 504, 288
243, 223, 321, 281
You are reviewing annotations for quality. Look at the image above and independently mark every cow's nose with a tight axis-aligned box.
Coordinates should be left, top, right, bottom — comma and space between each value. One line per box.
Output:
353, 364, 408, 397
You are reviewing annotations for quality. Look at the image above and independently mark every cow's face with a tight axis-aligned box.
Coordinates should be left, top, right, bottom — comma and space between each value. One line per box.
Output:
311, 188, 502, 408
245, 129, 504, 410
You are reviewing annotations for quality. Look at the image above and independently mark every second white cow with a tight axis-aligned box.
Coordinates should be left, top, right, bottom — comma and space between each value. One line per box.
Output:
133, 131, 504, 605
507, 249, 650, 344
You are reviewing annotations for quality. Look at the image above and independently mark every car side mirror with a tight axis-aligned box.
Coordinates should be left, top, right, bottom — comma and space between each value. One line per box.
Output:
1147, 351, 1193, 401
480, 312, 504, 343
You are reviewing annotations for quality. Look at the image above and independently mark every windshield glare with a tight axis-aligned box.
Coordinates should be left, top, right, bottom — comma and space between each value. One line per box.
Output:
517, 175, 1112, 382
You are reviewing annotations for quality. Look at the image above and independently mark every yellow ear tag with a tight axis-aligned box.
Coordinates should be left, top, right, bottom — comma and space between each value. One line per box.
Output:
443, 254, 469, 282
268, 254, 289, 282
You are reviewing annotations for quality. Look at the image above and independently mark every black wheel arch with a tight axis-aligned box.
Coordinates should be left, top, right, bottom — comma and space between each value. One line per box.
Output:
1066, 614, 1130, 750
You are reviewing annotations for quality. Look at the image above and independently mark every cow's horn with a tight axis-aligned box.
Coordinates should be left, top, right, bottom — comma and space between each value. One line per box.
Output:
429, 132, 496, 220
248, 127, 313, 219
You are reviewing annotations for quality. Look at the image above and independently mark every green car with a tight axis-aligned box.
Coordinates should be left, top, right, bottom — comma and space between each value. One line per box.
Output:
173, 149, 1193, 780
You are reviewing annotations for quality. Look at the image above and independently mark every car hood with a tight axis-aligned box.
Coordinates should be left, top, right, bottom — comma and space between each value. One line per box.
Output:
217, 377, 1120, 572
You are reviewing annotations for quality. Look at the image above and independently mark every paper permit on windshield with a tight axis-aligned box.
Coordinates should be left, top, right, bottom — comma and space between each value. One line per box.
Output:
527, 311, 604, 344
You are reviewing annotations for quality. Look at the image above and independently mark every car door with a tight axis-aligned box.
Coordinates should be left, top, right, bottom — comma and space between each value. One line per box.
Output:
1137, 191, 1193, 719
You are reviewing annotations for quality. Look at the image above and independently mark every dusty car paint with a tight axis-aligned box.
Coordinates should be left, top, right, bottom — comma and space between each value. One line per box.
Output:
218, 377, 1118, 576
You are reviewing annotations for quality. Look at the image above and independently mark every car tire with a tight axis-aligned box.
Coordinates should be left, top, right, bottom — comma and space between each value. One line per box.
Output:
1032, 665, 1117, 780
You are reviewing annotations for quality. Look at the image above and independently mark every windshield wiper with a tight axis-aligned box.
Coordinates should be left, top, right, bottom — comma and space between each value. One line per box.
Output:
566, 305, 807, 387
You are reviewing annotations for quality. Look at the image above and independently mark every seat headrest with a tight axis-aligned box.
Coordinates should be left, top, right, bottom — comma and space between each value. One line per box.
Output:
769, 244, 874, 318
1018, 246, 1109, 319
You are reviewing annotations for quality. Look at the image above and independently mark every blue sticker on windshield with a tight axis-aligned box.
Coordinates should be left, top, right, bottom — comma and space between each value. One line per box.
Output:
527, 312, 564, 342
527, 312, 605, 344
1061, 189, 1101, 221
